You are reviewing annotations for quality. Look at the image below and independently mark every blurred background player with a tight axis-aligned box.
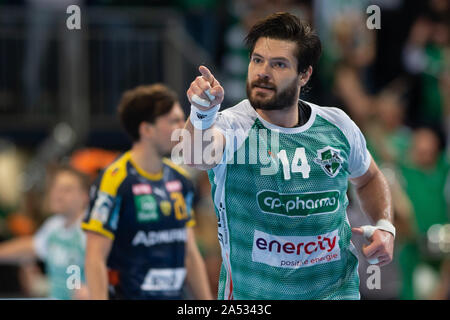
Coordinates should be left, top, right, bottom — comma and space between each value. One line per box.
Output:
82, 83, 212, 300
0, 165, 89, 300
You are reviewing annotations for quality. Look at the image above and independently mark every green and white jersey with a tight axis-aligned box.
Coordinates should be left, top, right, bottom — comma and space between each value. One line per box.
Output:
208, 99, 371, 300
33, 216, 86, 300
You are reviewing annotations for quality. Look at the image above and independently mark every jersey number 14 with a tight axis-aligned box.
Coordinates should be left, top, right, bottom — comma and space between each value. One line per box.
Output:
277, 147, 310, 180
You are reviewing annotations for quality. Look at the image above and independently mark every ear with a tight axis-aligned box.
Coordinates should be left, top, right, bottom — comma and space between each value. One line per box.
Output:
299, 66, 313, 87
138, 121, 154, 140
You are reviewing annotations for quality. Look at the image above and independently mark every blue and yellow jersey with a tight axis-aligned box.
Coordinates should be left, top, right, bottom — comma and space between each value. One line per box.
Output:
82, 151, 195, 300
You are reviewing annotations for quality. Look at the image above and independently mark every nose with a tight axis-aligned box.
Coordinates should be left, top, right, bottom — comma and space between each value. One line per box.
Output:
256, 61, 272, 81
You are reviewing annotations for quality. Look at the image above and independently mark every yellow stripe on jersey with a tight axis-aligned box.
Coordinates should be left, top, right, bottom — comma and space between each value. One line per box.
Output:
99, 152, 129, 197
162, 157, 191, 179
128, 154, 163, 181
81, 221, 115, 240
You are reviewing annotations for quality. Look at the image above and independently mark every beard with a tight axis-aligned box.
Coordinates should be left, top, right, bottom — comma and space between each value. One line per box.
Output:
246, 76, 299, 111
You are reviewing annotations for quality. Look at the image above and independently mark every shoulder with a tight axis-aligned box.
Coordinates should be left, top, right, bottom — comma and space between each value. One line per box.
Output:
98, 152, 131, 196
163, 157, 192, 180
311, 103, 355, 129
40, 215, 65, 231
34, 215, 65, 243
163, 158, 195, 192
216, 99, 258, 131
309, 102, 363, 145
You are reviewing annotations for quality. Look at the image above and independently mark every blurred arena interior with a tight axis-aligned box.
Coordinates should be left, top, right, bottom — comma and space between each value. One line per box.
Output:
0, 0, 449, 300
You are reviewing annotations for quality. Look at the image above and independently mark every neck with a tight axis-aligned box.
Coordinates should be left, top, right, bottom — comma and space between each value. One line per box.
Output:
130, 141, 163, 175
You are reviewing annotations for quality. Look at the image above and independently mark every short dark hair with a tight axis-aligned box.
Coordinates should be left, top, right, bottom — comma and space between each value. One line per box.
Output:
244, 12, 322, 74
118, 84, 178, 141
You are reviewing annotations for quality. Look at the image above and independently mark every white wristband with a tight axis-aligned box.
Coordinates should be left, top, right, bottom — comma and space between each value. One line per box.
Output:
360, 219, 396, 239
189, 103, 220, 130
376, 219, 396, 238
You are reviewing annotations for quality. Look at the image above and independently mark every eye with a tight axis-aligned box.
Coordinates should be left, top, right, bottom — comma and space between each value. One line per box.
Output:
252, 57, 262, 64
274, 62, 287, 68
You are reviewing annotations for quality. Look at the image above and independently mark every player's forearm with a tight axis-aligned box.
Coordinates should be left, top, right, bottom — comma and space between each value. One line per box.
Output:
185, 237, 213, 299
85, 256, 108, 300
0, 237, 36, 264
182, 118, 224, 170
355, 169, 393, 224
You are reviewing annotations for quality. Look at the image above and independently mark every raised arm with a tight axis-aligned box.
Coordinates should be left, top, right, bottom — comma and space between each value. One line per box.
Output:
183, 66, 226, 170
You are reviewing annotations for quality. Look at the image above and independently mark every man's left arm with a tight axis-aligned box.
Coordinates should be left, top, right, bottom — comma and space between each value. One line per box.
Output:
349, 157, 395, 267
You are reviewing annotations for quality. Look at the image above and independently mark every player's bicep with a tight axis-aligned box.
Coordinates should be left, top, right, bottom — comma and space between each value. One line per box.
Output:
85, 230, 113, 261
349, 156, 378, 188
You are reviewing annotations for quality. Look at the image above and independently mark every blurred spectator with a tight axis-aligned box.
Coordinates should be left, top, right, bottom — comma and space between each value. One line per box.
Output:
402, 12, 450, 127
328, 13, 377, 125
365, 88, 412, 165
398, 127, 450, 299
314, 0, 376, 110
0, 165, 90, 299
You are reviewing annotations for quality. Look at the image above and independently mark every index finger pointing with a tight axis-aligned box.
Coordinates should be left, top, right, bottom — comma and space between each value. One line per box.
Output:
199, 65, 214, 84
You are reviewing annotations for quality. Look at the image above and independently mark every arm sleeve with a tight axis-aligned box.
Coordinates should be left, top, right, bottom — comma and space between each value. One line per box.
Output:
81, 171, 123, 240
346, 117, 371, 179
317, 106, 371, 179
213, 101, 257, 166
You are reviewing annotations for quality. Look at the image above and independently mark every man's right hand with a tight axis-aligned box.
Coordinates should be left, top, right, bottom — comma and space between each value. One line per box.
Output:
187, 65, 224, 110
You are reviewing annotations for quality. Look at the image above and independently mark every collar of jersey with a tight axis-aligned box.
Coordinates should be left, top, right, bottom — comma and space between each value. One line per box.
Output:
126, 152, 164, 181
248, 99, 317, 134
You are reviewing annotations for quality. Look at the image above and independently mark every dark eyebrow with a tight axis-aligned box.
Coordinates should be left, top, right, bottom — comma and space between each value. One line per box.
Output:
251, 52, 290, 63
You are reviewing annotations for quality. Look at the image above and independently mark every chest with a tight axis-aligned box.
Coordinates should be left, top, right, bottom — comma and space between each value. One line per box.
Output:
119, 177, 191, 231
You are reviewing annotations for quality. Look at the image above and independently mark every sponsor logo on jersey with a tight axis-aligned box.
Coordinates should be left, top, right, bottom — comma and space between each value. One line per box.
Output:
132, 228, 187, 246
91, 192, 114, 223
252, 229, 341, 269
110, 167, 119, 177
160, 200, 172, 216
257, 190, 340, 216
134, 194, 159, 222
132, 184, 152, 195
314, 146, 343, 178
165, 180, 182, 192
141, 268, 186, 292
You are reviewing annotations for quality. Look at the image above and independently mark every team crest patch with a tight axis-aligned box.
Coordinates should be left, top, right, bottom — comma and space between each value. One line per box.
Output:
314, 146, 343, 178
160, 200, 172, 216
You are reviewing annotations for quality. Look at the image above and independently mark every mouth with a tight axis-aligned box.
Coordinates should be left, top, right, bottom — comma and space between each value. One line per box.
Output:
253, 85, 275, 94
